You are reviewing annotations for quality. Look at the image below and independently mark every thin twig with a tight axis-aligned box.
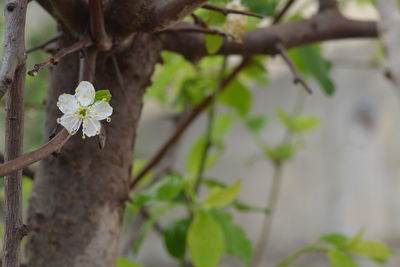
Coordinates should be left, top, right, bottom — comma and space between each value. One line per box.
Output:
160, 26, 229, 38
202, 3, 264, 19
26, 33, 63, 54
130, 57, 251, 190
194, 57, 228, 193
253, 163, 284, 267
0, 129, 71, 178
273, 0, 296, 24
89, 0, 112, 51
275, 43, 312, 94
27, 37, 93, 76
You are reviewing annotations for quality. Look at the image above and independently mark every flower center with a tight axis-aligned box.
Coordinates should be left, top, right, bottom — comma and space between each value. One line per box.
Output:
79, 107, 87, 117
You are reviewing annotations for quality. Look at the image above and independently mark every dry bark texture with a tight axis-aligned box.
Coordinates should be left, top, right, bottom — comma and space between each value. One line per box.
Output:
26, 34, 162, 267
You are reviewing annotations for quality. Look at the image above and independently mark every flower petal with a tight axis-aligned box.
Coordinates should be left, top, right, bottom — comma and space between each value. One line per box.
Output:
88, 100, 113, 121
82, 117, 101, 137
75, 81, 95, 107
59, 114, 82, 135
57, 93, 80, 115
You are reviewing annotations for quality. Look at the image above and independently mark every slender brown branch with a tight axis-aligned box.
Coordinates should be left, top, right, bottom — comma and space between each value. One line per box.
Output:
27, 37, 93, 76
0, 154, 35, 180
0, 129, 71, 178
26, 33, 63, 54
89, 0, 112, 51
130, 57, 251, 190
273, 0, 296, 24
275, 43, 312, 94
202, 3, 264, 19
1, 1, 28, 266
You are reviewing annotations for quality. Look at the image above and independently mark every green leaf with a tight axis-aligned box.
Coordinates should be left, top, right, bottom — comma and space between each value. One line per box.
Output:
133, 174, 184, 206
164, 218, 191, 260
348, 240, 392, 262
210, 209, 253, 266
205, 180, 242, 208
277, 109, 320, 134
206, 34, 224, 54
116, 258, 144, 267
233, 201, 270, 214
327, 249, 359, 267
346, 230, 392, 263
241, 0, 278, 16
179, 77, 217, 105
320, 233, 348, 250
188, 210, 224, 267
245, 115, 268, 133
219, 80, 252, 116
94, 89, 112, 102
186, 135, 224, 176
241, 56, 269, 85
289, 45, 335, 95
266, 144, 295, 163
212, 114, 235, 141
291, 116, 321, 133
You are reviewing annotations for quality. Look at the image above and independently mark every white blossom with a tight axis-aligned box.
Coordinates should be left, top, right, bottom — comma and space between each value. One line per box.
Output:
56, 81, 113, 139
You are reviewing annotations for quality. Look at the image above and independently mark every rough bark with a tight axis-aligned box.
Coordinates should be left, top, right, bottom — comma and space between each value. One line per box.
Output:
26, 33, 162, 267
3, 65, 25, 267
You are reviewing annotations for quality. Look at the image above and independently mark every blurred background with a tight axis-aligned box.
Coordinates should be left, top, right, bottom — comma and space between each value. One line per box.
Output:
1, 1, 399, 266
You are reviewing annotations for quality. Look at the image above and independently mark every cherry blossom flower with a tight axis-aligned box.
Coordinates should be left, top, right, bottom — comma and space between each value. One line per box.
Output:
56, 81, 113, 139
225, 0, 249, 40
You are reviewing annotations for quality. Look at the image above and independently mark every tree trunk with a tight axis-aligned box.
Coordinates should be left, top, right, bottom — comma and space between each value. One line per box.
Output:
26, 33, 161, 267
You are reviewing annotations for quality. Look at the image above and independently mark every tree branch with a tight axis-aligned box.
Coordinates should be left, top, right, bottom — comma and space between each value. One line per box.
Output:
27, 37, 93, 76
130, 57, 251, 189
0, 1, 29, 101
160, 11, 377, 61
202, 4, 264, 19
1, 1, 29, 266
275, 43, 312, 94
376, 0, 400, 88
106, 0, 210, 38
0, 129, 70, 178
0, 154, 35, 179
89, 0, 112, 51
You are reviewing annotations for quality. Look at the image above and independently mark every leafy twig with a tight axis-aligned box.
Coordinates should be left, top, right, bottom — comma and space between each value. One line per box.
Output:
194, 57, 228, 193
130, 57, 251, 190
